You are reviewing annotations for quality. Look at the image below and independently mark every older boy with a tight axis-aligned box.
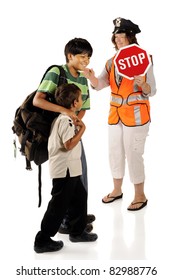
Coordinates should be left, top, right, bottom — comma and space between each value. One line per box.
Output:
33, 38, 95, 233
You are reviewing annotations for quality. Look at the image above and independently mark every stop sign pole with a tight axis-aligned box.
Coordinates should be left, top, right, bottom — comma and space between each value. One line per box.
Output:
114, 44, 152, 80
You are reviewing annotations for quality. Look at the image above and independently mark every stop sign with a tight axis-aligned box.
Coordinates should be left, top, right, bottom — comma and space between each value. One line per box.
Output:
114, 44, 152, 80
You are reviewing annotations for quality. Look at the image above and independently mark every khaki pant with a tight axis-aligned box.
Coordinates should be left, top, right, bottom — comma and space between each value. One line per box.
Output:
108, 121, 150, 184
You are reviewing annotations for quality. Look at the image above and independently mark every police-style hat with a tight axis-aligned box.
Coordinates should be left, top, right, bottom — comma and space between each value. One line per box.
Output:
112, 17, 141, 34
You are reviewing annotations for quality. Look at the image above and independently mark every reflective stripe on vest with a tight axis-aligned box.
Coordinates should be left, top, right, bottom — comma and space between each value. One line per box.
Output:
134, 105, 142, 125
107, 56, 150, 126
110, 92, 149, 107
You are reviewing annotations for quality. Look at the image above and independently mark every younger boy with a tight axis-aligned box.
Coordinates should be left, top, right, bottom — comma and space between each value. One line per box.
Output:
34, 84, 98, 253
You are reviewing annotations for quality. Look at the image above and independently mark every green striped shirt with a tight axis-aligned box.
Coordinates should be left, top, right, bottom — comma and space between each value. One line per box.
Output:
37, 65, 90, 110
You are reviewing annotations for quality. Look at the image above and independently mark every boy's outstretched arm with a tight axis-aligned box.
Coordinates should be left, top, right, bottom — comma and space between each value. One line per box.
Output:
83, 68, 98, 88
33, 91, 77, 120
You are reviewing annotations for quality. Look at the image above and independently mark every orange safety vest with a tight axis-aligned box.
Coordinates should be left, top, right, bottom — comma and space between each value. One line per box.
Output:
106, 57, 150, 126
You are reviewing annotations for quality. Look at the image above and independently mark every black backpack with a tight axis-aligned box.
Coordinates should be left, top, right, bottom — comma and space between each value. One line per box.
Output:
12, 65, 67, 207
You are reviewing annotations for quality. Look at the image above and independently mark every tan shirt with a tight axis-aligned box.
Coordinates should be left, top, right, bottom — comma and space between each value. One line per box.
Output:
48, 114, 82, 179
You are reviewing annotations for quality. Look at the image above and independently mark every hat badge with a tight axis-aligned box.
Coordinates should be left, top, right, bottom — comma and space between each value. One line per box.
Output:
115, 17, 121, 27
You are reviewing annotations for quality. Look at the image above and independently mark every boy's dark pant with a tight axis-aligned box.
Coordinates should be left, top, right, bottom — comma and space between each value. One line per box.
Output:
80, 141, 88, 192
61, 142, 88, 229
41, 170, 87, 237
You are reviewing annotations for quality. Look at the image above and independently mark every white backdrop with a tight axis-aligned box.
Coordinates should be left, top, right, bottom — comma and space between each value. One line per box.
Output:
1, 0, 173, 278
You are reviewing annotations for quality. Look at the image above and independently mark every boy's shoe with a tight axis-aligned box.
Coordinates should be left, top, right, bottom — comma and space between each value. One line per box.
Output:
34, 237, 64, 253
69, 231, 98, 242
58, 223, 71, 234
85, 223, 93, 233
87, 214, 95, 223
58, 213, 95, 234
59, 223, 93, 234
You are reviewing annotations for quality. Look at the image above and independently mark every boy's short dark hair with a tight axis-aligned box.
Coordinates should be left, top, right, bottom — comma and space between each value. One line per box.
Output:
64, 38, 93, 62
55, 83, 81, 109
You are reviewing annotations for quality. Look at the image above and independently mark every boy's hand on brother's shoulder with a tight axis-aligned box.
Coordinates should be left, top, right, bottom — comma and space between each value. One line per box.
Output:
74, 118, 86, 129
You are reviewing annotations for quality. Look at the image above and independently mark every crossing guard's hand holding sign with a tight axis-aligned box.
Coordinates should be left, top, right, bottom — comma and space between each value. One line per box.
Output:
114, 43, 152, 80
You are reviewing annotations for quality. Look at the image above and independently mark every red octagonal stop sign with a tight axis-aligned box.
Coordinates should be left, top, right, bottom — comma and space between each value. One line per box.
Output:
114, 44, 152, 80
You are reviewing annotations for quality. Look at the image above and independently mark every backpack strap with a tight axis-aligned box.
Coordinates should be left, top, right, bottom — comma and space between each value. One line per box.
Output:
20, 130, 30, 156
26, 158, 32, 170
38, 165, 42, 207
57, 65, 67, 85
20, 130, 33, 170
40, 64, 67, 85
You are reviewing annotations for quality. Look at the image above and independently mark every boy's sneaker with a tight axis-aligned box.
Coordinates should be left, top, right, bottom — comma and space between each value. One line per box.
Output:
59, 223, 93, 234
69, 231, 98, 242
59, 214, 95, 234
85, 223, 93, 233
34, 232, 64, 253
58, 223, 70, 234
87, 214, 95, 223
